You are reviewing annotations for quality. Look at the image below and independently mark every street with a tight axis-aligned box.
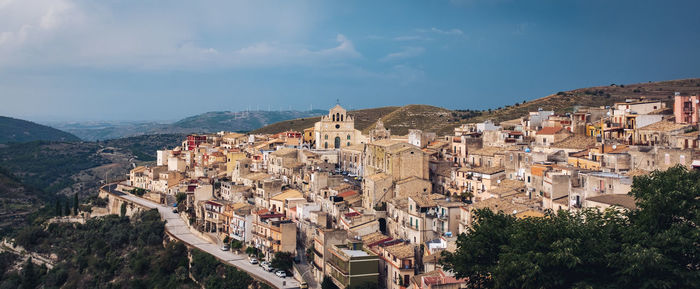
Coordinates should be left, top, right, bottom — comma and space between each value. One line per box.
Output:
113, 188, 301, 289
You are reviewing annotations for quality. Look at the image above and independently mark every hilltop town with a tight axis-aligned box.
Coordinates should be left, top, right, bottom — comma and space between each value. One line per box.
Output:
123, 92, 699, 289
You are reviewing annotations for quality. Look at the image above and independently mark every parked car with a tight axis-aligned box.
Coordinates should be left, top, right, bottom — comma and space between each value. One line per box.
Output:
261, 262, 274, 272
275, 270, 286, 278
220, 244, 230, 251
248, 257, 258, 264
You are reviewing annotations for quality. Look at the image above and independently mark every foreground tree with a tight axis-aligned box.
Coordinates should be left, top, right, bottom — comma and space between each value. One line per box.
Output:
442, 166, 699, 289
271, 251, 293, 272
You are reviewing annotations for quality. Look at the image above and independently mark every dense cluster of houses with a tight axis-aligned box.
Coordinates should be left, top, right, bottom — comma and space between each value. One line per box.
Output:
128, 93, 699, 289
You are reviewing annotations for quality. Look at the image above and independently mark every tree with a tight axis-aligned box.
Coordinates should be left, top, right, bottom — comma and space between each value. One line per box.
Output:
230, 240, 243, 251
223, 236, 230, 244
321, 276, 339, 289
176, 192, 187, 204
55, 199, 61, 216
271, 252, 293, 272
72, 194, 78, 215
441, 165, 700, 289
21, 258, 38, 289
120, 202, 127, 217
63, 201, 70, 216
245, 247, 258, 256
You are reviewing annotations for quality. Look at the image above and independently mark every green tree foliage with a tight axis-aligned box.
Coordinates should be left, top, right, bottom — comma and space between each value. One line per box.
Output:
120, 202, 127, 217
321, 276, 339, 289
63, 201, 70, 216
245, 246, 258, 256
2, 210, 200, 289
441, 166, 700, 289
20, 258, 39, 289
55, 199, 61, 216
190, 249, 253, 289
72, 194, 78, 215
271, 251, 294, 272
176, 192, 187, 204
230, 239, 243, 250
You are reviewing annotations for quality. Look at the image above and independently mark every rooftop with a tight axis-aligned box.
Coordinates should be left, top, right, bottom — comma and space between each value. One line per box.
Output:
409, 193, 437, 208
459, 166, 505, 175
245, 172, 272, 181
271, 189, 303, 201
637, 120, 690, 132
553, 135, 596, 150
469, 146, 505, 157
536, 126, 565, 135
341, 249, 370, 257
384, 243, 416, 259
361, 232, 392, 247
587, 194, 637, 210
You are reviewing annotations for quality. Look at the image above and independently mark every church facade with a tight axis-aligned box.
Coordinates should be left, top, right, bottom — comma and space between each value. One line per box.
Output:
313, 104, 365, 149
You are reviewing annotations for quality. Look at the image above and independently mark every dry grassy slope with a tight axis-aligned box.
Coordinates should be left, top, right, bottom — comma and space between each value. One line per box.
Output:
250, 106, 400, 134
464, 78, 700, 125
252, 78, 700, 136
363, 105, 455, 135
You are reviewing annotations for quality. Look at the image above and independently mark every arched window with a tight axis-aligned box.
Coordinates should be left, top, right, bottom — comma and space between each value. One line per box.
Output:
347, 142, 350, 146
341, 114, 344, 121
324, 142, 328, 149
347, 134, 351, 140
332, 115, 335, 121
324, 134, 328, 140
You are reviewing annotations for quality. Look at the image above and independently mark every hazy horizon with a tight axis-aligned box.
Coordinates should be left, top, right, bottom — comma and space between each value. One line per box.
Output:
2, 0, 699, 122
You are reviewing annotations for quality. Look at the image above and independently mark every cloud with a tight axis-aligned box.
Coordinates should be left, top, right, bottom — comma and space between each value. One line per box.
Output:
392, 35, 432, 41
380, 46, 425, 62
0, 0, 358, 70
417, 27, 464, 35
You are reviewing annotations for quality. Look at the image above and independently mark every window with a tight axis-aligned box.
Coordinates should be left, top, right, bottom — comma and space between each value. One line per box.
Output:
324, 142, 328, 149
347, 142, 350, 146
324, 134, 328, 140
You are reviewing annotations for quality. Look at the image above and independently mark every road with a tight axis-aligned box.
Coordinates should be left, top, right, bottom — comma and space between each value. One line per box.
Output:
112, 187, 301, 289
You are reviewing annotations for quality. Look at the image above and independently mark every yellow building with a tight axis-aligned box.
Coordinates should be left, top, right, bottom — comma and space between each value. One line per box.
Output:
303, 127, 315, 145
226, 151, 247, 176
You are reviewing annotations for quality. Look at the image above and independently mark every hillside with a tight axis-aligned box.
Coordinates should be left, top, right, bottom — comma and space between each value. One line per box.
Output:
253, 78, 700, 136
250, 106, 400, 134
369, 105, 454, 135
51, 110, 328, 141
0, 167, 48, 235
0, 116, 80, 143
461, 78, 700, 125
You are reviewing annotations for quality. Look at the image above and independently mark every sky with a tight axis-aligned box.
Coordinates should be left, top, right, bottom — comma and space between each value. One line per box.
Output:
1, 0, 699, 122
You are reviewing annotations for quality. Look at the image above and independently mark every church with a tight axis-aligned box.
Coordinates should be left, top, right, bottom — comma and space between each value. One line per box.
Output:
313, 104, 365, 149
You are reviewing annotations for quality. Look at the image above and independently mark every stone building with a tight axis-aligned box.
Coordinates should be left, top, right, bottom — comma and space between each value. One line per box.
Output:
314, 104, 364, 149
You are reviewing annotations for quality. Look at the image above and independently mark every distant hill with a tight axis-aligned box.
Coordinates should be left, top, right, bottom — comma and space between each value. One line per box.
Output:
252, 78, 700, 136
50, 110, 328, 141
0, 116, 80, 143
250, 106, 401, 134
461, 78, 700, 125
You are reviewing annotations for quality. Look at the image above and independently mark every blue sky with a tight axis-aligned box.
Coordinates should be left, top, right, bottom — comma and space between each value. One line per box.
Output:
1, 0, 699, 121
